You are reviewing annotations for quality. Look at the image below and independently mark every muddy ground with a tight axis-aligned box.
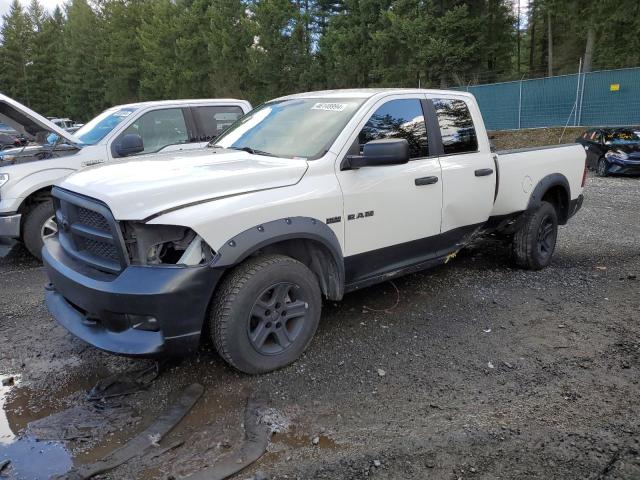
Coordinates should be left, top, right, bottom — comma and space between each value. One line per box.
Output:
1, 168, 640, 478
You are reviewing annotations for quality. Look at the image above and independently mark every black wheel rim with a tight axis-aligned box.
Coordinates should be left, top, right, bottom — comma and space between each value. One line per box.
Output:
247, 282, 309, 355
537, 214, 556, 259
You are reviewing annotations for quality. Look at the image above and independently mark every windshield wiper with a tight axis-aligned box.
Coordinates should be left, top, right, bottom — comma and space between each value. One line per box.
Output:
217, 145, 277, 157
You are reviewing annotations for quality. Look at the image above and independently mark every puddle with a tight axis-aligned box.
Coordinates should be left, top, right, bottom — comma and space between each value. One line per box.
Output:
0, 375, 73, 479
0, 377, 19, 444
0, 438, 72, 479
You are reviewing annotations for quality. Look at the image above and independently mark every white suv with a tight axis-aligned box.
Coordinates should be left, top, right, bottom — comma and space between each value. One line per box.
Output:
0, 95, 252, 258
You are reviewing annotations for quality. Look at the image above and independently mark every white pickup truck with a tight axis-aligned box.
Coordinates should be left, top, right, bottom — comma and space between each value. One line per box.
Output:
0, 94, 252, 258
42, 89, 586, 374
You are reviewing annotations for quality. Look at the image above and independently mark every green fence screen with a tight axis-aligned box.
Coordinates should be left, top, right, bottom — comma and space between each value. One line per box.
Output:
457, 67, 640, 130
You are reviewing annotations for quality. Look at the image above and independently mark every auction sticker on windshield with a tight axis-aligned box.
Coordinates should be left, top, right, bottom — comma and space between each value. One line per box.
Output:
311, 103, 347, 112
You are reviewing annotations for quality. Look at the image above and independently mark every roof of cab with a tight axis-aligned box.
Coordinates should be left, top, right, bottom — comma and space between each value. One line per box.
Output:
109, 98, 251, 110
275, 88, 474, 101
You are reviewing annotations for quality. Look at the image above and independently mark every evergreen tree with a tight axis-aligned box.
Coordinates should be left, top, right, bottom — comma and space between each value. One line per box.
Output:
0, 0, 33, 103
174, 0, 211, 98
320, 0, 392, 88
207, 0, 253, 98
138, 0, 180, 99
63, 0, 107, 120
102, 0, 144, 105
249, 0, 312, 99
26, 1, 67, 115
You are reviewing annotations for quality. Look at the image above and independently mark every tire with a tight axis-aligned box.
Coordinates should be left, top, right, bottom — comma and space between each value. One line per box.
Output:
23, 200, 56, 261
597, 158, 609, 177
210, 254, 322, 374
512, 201, 558, 271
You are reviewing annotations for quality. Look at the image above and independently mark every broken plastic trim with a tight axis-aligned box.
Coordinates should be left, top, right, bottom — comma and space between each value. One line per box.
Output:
61, 383, 204, 480
121, 222, 214, 266
184, 396, 272, 480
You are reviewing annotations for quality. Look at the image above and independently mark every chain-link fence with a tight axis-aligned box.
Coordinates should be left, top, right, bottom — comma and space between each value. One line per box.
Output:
457, 67, 640, 131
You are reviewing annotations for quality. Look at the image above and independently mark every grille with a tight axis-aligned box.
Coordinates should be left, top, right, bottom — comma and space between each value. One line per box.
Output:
82, 238, 120, 261
77, 207, 111, 232
53, 187, 127, 273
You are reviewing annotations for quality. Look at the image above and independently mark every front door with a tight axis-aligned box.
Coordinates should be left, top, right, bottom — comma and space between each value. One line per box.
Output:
336, 96, 443, 284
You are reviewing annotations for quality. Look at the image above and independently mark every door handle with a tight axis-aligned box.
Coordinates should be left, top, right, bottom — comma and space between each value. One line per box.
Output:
415, 176, 439, 186
475, 168, 494, 177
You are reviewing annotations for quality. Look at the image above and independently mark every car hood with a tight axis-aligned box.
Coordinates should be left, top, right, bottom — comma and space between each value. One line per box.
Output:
0, 93, 81, 146
59, 148, 309, 220
609, 143, 640, 156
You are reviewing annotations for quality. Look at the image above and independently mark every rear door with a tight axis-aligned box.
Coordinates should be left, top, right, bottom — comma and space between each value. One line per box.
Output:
191, 105, 246, 146
428, 95, 496, 234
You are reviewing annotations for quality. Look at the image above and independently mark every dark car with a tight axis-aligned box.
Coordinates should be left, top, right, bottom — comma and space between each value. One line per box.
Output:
577, 127, 640, 177
0, 122, 28, 150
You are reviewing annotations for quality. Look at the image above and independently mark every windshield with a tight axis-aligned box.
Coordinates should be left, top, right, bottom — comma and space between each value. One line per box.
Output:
74, 107, 137, 145
213, 98, 365, 159
605, 130, 640, 145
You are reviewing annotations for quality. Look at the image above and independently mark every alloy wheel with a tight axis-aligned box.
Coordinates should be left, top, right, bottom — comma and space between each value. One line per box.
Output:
41, 215, 58, 240
247, 282, 310, 355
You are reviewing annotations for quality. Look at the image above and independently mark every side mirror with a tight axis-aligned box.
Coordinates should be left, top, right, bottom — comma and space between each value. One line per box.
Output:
341, 139, 410, 170
116, 134, 144, 156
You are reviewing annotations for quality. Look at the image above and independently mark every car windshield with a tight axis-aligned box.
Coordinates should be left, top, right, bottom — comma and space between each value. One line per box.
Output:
213, 98, 366, 159
74, 107, 137, 145
605, 130, 640, 145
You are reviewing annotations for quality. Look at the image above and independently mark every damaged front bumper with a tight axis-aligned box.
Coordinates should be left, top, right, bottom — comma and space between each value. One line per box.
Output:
43, 237, 223, 357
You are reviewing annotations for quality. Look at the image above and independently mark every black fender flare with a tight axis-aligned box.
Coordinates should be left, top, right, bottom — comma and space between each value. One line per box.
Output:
526, 173, 571, 224
212, 217, 345, 299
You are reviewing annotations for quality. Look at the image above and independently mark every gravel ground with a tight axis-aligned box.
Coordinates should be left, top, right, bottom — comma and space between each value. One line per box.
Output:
0, 174, 639, 480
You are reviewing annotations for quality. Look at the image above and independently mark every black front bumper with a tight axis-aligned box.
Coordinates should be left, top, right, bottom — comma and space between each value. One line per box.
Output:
606, 161, 640, 175
43, 238, 223, 357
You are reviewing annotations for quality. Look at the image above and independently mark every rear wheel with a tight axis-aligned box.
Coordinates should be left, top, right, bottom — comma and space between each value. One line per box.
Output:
512, 201, 558, 270
210, 254, 322, 374
23, 200, 56, 261
597, 158, 609, 177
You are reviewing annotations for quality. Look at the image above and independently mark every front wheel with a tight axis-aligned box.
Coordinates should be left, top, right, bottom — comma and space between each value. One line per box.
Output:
23, 200, 56, 261
597, 158, 609, 177
512, 201, 558, 270
210, 254, 322, 374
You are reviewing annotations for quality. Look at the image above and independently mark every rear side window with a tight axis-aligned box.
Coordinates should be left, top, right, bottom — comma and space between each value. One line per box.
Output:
193, 106, 245, 141
432, 98, 478, 154
358, 99, 428, 159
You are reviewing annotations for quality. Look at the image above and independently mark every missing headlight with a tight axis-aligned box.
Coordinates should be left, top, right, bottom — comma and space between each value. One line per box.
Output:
122, 223, 214, 266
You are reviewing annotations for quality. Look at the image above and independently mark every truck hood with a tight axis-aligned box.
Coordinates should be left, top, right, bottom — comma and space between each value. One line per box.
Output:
59, 148, 309, 220
0, 93, 81, 146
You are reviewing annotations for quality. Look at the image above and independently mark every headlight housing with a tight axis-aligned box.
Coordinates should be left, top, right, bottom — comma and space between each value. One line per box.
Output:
607, 149, 629, 160
122, 223, 214, 266
0, 173, 8, 188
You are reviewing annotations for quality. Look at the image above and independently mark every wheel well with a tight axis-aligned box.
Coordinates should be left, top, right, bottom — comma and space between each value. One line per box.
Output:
252, 238, 343, 301
541, 185, 569, 224
18, 187, 53, 235
18, 187, 53, 215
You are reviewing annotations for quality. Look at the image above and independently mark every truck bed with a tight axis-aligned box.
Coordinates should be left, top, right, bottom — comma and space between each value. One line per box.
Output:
491, 143, 585, 217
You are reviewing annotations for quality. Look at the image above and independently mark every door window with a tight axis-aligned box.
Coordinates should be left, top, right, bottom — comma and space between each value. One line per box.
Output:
432, 98, 478, 154
193, 106, 245, 141
358, 99, 428, 159
121, 108, 188, 154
